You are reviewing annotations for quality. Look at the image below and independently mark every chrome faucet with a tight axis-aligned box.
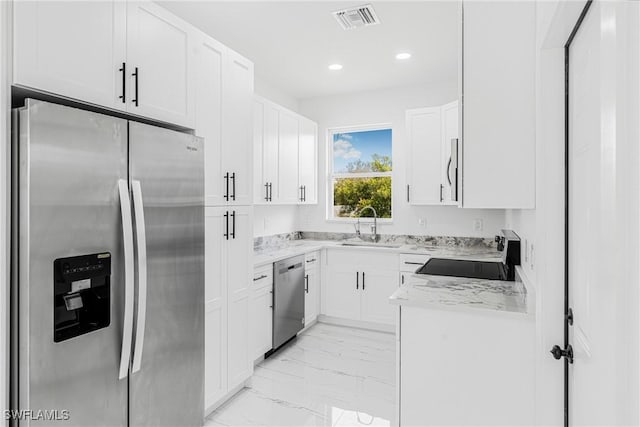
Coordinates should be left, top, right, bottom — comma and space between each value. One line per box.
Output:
352, 206, 378, 242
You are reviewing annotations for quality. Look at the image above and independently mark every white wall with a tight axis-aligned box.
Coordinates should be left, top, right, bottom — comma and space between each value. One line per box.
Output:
253, 204, 298, 238
297, 83, 505, 238
254, 74, 299, 113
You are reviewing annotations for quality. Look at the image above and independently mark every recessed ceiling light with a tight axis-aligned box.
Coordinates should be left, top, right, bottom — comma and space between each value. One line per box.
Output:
396, 52, 412, 60
328, 63, 343, 71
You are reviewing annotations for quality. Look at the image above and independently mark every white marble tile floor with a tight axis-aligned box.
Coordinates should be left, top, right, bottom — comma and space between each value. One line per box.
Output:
204, 323, 396, 427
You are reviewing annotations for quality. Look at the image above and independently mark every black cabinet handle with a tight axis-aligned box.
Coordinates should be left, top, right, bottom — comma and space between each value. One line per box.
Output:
401, 274, 405, 285
231, 173, 236, 201
362, 272, 365, 290
404, 261, 424, 265
224, 173, 229, 201
253, 274, 268, 281
231, 211, 236, 239
132, 67, 139, 107
264, 182, 269, 201
356, 272, 359, 290
407, 184, 410, 203
119, 62, 126, 103
268, 183, 273, 201
306, 259, 317, 263
305, 274, 309, 293
440, 184, 444, 202
303, 185, 306, 202
223, 211, 229, 240
299, 185, 304, 202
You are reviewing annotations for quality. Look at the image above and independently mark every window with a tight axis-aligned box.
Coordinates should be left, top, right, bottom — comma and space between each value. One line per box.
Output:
329, 126, 392, 220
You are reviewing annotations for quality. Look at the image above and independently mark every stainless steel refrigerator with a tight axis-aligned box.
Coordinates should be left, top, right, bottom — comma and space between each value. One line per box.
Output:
11, 99, 204, 426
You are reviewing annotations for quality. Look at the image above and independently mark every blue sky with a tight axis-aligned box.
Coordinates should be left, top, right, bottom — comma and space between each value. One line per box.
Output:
333, 128, 392, 173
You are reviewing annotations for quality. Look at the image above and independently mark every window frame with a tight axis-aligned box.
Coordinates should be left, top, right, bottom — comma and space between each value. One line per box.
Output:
326, 123, 394, 223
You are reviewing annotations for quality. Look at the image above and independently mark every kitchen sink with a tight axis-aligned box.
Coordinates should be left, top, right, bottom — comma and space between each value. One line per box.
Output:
340, 242, 402, 249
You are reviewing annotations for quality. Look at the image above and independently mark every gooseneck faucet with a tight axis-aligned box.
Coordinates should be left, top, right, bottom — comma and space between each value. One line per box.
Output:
352, 206, 378, 242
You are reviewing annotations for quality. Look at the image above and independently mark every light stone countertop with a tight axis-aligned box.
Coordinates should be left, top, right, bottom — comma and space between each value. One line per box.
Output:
253, 239, 502, 267
389, 272, 532, 316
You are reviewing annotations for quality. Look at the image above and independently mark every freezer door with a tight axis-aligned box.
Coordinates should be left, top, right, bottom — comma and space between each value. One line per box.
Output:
128, 122, 204, 426
14, 99, 128, 426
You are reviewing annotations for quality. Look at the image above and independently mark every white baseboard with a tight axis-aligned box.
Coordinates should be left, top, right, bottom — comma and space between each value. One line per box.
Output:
317, 315, 395, 334
204, 380, 247, 419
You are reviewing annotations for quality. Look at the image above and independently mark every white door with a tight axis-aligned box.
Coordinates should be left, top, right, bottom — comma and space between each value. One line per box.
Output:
406, 108, 443, 205
304, 268, 319, 326
249, 286, 273, 361
204, 207, 227, 409
568, 1, 640, 424
222, 50, 254, 206
226, 206, 253, 388
13, 1, 126, 110
323, 266, 361, 321
126, 1, 195, 127
277, 110, 300, 203
360, 269, 398, 325
441, 101, 459, 205
298, 117, 318, 204
196, 34, 225, 206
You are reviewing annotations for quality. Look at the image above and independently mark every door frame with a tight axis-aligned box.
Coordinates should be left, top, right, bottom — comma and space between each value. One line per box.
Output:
562, 2, 593, 426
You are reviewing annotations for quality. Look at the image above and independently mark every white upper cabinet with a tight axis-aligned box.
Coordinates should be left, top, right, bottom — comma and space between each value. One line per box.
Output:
196, 33, 254, 207
406, 107, 444, 205
462, 1, 535, 208
14, 1, 197, 128
298, 118, 318, 204
13, 1, 127, 110
253, 96, 317, 205
276, 110, 300, 204
221, 51, 254, 206
126, 2, 195, 128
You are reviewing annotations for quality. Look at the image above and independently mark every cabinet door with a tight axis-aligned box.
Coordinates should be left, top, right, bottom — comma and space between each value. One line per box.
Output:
226, 206, 253, 388
249, 285, 273, 361
298, 118, 318, 204
196, 34, 225, 206
323, 266, 361, 321
463, 1, 535, 208
304, 268, 320, 327
406, 107, 443, 205
222, 50, 254, 206
204, 207, 227, 409
441, 101, 459, 205
276, 110, 300, 203
126, 1, 195, 127
360, 269, 398, 325
262, 102, 280, 202
14, 1, 126, 110
253, 99, 266, 204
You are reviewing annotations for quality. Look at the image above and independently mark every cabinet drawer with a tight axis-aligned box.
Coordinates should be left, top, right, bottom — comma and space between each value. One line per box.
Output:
399, 254, 430, 273
326, 248, 397, 270
304, 251, 320, 270
252, 265, 273, 289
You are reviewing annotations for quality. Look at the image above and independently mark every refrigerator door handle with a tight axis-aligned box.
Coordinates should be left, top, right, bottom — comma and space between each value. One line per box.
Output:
131, 180, 148, 373
117, 179, 135, 379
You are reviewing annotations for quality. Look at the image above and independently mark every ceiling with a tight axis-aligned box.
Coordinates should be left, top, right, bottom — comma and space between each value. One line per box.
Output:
159, 1, 459, 100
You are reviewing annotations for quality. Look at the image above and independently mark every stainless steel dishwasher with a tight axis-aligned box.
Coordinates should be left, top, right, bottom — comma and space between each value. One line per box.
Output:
272, 255, 305, 351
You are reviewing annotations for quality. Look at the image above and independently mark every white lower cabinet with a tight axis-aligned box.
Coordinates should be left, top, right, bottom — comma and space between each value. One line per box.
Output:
249, 265, 273, 361
204, 206, 253, 412
323, 249, 398, 326
304, 251, 321, 327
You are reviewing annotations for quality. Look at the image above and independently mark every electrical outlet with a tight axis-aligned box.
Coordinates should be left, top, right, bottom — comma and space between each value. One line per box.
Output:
473, 219, 483, 232
418, 218, 427, 228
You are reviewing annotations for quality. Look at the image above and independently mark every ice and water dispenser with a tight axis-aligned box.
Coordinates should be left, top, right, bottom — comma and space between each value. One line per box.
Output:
53, 253, 111, 342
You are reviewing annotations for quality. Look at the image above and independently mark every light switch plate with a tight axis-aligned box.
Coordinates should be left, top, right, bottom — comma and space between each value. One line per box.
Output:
473, 218, 483, 232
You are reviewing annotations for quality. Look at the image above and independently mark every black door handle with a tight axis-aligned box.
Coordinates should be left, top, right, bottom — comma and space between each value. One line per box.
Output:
224, 172, 229, 201
231, 211, 236, 239
231, 173, 236, 201
132, 67, 139, 106
356, 272, 359, 290
550, 344, 574, 364
303, 185, 306, 202
223, 211, 229, 240
119, 62, 126, 103
305, 275, 309, 293
268, 182, 273, 201
362, 272, 365, 290
265, 182, 269, 201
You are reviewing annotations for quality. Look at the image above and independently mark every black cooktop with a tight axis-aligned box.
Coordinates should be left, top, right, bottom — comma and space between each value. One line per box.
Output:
415, 258, 508, 281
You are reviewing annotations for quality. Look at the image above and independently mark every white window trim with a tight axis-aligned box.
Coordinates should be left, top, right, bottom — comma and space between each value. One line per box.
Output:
326, 123, 393, 222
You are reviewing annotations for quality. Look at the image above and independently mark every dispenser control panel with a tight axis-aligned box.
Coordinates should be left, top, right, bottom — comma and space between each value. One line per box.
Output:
53, 253, 111, 342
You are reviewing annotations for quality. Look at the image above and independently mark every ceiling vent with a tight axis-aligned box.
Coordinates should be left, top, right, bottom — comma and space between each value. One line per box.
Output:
332, 4, 380, 30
